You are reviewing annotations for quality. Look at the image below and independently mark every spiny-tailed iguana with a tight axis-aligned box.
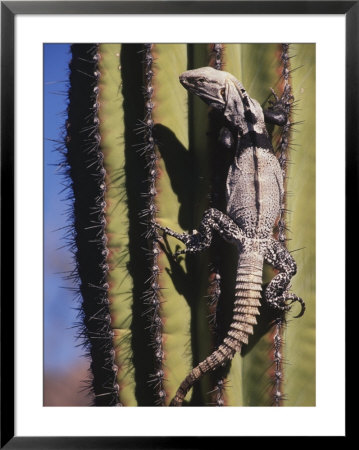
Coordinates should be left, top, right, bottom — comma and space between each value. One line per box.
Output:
156, 66, 305, 406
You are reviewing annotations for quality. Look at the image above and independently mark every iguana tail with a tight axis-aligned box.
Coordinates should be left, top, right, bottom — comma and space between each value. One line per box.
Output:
170, 253, 263, 406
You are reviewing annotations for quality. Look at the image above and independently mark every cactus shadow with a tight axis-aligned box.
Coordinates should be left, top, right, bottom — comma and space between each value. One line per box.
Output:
153, 124, 194, 230
158, 235, 207, 406
154, 123, 212, 405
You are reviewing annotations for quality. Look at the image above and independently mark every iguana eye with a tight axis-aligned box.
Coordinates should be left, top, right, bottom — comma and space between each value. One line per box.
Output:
220, 88, 226, 99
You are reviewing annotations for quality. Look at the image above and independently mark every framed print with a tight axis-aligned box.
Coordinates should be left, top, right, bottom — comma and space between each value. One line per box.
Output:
1, 1, 352, 446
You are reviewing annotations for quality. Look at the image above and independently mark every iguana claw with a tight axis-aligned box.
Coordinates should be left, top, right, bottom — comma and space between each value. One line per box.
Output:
154, 223, 188, 243
154, 222, 208, 256
285, 294, 306, 318
268, 294, 306, 318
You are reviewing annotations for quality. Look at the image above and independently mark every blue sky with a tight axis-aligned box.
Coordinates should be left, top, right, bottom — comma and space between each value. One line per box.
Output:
44, 44, 86, 372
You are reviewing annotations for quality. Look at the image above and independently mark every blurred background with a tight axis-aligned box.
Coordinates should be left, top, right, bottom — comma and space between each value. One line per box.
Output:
44, 44, 92, 406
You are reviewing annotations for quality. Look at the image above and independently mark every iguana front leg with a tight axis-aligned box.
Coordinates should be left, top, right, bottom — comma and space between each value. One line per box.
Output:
264, 239, 305, 318
156, 208, 244, 257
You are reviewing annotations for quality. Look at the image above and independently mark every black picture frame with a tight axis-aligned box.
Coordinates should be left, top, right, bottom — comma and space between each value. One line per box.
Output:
1, 1, 352, 447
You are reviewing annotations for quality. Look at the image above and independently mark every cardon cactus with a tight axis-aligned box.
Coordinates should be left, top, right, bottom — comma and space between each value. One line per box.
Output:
63, 43, 315, 406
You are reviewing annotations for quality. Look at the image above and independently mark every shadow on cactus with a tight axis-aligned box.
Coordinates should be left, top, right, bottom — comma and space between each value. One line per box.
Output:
56, 43, 315, 406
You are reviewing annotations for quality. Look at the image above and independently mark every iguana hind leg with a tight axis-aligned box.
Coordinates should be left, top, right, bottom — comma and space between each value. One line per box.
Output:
156, 208, 243, 257
264, 239, 305, 318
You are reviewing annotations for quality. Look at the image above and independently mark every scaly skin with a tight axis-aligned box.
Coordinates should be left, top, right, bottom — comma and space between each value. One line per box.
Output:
157, 67, 305, 406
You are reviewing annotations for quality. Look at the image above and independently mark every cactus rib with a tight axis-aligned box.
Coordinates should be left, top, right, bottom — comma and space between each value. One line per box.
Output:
271, 43, 295, 406
65, 44, 120, 406
138, 43, 166, 406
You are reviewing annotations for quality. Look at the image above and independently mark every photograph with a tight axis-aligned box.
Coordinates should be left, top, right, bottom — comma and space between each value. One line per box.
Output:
44, 43, 315, 407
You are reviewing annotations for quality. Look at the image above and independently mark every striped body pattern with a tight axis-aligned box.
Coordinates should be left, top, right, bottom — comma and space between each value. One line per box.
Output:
157, 67, 305, 406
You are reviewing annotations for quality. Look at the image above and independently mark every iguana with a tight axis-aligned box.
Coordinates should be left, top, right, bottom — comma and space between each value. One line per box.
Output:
156, 66, 305, 406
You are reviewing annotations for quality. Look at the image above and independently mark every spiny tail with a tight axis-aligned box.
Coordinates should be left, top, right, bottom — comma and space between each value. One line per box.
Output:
170, 254, 263, 406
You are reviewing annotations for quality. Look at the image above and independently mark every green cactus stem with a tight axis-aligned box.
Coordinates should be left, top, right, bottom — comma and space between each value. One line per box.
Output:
63, 43, 315, 407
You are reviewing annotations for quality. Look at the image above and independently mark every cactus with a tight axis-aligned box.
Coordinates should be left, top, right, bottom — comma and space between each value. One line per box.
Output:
62, 43, 315, 406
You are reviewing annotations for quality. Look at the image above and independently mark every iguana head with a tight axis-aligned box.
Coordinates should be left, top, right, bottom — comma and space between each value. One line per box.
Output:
179, 67, 229, 109
179, 66, 266, 135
